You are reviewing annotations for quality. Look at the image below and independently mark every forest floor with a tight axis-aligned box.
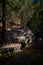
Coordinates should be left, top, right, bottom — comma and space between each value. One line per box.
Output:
0, 43, 43, 65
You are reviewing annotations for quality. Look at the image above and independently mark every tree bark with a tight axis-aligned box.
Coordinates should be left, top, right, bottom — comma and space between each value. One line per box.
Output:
1, 0, 6, 45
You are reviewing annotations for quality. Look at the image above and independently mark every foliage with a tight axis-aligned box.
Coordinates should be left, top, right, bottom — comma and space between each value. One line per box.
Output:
30, 2, 40, 28
30, 1, 43, 38
0, 0, 43, 44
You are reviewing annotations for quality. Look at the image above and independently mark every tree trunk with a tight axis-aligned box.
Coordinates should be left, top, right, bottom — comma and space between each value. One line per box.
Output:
1, 0, 6, 45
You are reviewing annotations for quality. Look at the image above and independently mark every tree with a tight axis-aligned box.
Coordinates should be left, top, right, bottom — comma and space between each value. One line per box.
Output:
19, 0, 32, 28
30, 0, 43, 39
1, 0, 6, 45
